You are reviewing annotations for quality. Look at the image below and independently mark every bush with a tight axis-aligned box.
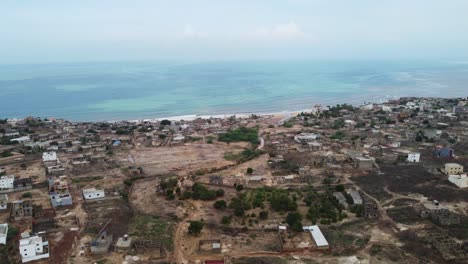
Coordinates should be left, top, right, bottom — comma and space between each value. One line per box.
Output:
330, 131, 345, 140
21, 192, 32, 198
218, 127, 259, 145
246, 168, 254, 174
7, 225, 19, 240
160, 119, 171, 126
286, 212, 303, 232
221, 216, 232, 225
335, 184, 345, 192
188, 221, 204, 236
191, 183, 217, 200
213, 200, 227, 210
216, 189, 225, 197
259, 211, 268, 220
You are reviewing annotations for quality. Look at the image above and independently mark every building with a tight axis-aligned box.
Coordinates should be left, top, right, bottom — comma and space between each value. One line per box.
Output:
294, 133, 320, 143
417, 200, 460, 226
302, 225, 329, 249
448, 174, 468, 188
82, 188, 105, 200
407, 152, 420, 163
42, 152, 58, 166
10, 136, 31, 144
10, 200, 33, 221
19, 234, 50, 263
0, 194, 8, 210
434, 147, 454, 158
115, 235, 133, 253
354, 157, 373, 170
444, 163, 464, 175
90, 231, 112, 253
332, 192, 347, 207
49, 176, 72, 207
0, 223, 7, 245
0, 175, 14, 190
347, 190, 363, 205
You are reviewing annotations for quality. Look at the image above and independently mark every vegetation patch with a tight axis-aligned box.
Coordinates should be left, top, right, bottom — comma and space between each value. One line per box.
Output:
218, 127, 259, 145
129, 214, 174, 251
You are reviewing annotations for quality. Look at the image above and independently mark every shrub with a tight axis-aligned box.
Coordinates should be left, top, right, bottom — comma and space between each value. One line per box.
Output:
21, 192, 32, 198
213, 200, 227, 210
188, 221, 204, 236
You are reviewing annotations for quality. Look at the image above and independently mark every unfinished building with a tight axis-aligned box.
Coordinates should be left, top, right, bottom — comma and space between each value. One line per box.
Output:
416, 201, 460, 226
10, 200, 33, 221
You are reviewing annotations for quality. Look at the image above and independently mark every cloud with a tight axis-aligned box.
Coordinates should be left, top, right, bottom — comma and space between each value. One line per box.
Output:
180, 24, 200, 38
250, 22, 306, 39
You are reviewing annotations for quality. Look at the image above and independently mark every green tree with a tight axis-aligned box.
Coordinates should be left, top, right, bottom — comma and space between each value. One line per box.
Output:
335, 184, 345, 192
213, 200, 227, 210
246, 168, 254, 174
160, 119, 171, 126
188, 221, 204, 236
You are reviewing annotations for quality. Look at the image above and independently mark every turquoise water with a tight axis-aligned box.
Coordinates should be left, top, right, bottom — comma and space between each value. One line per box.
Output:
0, 60, 467, 121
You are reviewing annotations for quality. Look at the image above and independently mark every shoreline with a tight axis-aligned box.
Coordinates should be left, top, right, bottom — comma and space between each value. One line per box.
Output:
6, 95, 464, 123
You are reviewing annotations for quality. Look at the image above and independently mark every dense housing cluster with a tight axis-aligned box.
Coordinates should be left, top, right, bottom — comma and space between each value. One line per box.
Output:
0, 97, 467, 263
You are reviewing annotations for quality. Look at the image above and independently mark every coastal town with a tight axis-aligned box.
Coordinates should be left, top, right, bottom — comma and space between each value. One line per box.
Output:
0, 97, 467, 264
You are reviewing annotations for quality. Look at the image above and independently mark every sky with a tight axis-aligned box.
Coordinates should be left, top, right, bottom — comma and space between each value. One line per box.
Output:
1, 0, 468, 64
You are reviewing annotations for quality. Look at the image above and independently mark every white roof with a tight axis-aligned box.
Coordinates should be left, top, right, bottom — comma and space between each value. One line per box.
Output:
20, 235, 42, 246
42, 151, 57, 161
303, 225, 329, 247
82, 188, 103, 195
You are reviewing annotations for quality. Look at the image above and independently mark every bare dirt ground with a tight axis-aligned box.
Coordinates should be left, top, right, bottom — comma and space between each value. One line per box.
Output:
127, 142, 248, 176
4, 160, 46, 182
130, 177, 188, 219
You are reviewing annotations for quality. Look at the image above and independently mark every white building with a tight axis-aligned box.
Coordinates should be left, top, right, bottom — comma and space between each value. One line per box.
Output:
10, 136, 31, 144
42, 152, 57, 163
0, 223, 7, 245
82, 188, 105, 200
19, 234, 50, 263
407, 152, 421, 163
0, 175, 14, 190
0, 194, 8, 210
444, 163, 464, 175
448, 174, 468, 188
347, 190, 363, 205
294, 133, 320, 143
303, 225, 329, 249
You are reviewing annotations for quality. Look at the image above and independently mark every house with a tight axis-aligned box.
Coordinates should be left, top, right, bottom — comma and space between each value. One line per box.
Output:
10, 200, 33, 221
10, 136, 31, 144
416, 200, 460, 226
294, 133, 320, 143
19, 233, 50, 263
347, 190, 363, 205
448, 174, 468, 188
332, 192, 347, 207
13, 178, 33, 192
444, 163, 464, 175
0, 223, 7, 245
302, 225, 329, 249
0, 175, 14, 190
354, 157, 373, 170
434, 147, 454, 158
42, 152, 58, 166
82, 188, 105, 200
407, 152, 420, 163
115, 235, 133, 253
4, 130, 20, 137
90, 231, 112, 253
0, 194, 8, 210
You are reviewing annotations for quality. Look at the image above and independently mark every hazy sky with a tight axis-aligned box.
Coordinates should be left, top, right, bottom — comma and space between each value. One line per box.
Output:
1, 0, 468, 63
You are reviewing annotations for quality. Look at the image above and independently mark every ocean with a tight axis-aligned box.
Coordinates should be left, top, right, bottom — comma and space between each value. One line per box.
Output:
0, 60, 467, 121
